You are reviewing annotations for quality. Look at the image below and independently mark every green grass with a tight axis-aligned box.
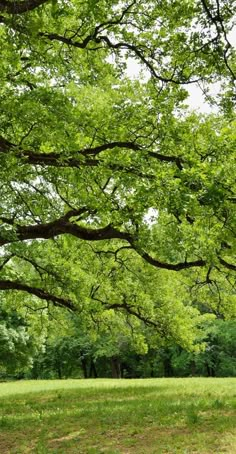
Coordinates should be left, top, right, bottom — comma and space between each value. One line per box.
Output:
0, 378, 235, 453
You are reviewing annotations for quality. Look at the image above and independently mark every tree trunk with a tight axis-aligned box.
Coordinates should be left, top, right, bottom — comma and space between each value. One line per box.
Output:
57, 363, 62, 379
163, 356, 173, 377
190, 360, 196, 376
111, 357, 121, 378
89, 359, 98, 378
81, 357, 88, 378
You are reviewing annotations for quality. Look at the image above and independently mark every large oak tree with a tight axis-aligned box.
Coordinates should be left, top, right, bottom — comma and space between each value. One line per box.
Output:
0, 0, 235, 339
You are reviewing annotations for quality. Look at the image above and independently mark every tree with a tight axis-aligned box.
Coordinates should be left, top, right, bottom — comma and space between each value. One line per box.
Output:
0, 1, 235, 340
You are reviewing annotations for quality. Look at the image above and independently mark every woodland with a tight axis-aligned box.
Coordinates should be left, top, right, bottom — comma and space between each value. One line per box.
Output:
0, 0, 235, 378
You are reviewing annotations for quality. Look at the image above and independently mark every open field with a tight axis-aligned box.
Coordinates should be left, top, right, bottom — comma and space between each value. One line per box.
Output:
0, 378, 235, 453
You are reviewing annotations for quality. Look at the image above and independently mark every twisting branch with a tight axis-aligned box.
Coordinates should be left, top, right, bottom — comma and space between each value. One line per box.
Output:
38, 1, 136, 48
0, 135, 183, 172
200, 0, 216, 22
40, 28, 200, 84
0, 279, 75, 310
92, 0, 137, 35
38, 32, 95, 49
95, 35, 189, 84
0, 208, 208, 272
136, 248, 206, 271
0, 209, 133, 246
80, 141, 140, 156
1, 209, 234, 277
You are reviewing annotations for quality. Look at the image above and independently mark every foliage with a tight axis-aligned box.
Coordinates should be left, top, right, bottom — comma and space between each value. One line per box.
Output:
0, 0, 235, 351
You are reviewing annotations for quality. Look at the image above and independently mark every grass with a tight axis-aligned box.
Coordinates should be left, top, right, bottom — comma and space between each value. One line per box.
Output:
0, 378, 235, 453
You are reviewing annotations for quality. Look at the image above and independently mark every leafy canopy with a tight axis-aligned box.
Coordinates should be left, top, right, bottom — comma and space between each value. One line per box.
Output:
0, 0, 235, 347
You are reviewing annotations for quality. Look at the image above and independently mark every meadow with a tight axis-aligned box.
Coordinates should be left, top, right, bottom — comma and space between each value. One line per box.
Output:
0, 378, 235, 453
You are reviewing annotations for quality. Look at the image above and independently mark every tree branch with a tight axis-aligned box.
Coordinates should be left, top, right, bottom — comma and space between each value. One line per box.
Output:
91, 294, 164, 332
0, 135, 183, 171
0, 0, 50, 14
38, 12, 205, 87
0, 210, 133, 246
200, 0, 235, 80
148, 151, 183, 170
41, 29, 200, 84
0, 255, 13, 271
106, 302, 162, 329
0, 209, 208, 272
138, 248, 206, 271
0, 279, 75, 310
218, 256, 236, 272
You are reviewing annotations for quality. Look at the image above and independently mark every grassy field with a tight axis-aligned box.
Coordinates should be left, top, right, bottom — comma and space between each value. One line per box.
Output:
0, 378, 235, 453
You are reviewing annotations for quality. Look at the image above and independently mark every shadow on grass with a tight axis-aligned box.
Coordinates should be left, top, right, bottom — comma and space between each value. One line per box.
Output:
0, 379, 235, 453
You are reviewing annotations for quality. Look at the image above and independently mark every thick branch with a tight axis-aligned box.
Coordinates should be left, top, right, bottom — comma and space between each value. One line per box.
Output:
0, 210, 133, 246
0, 136, 98, 167
0, 135, 139, 162
39, 32, 94, 49
0, 0, 49, 14
0, 135, 183, 171
148, 151, 183, 170
0, 210, 208, 272
0, 279, 75, 310
138, 249, 206, 271
80, 141, 140, 156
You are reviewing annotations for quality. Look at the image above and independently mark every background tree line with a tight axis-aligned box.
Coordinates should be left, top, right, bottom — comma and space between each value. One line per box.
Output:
1, 306, 235, 379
